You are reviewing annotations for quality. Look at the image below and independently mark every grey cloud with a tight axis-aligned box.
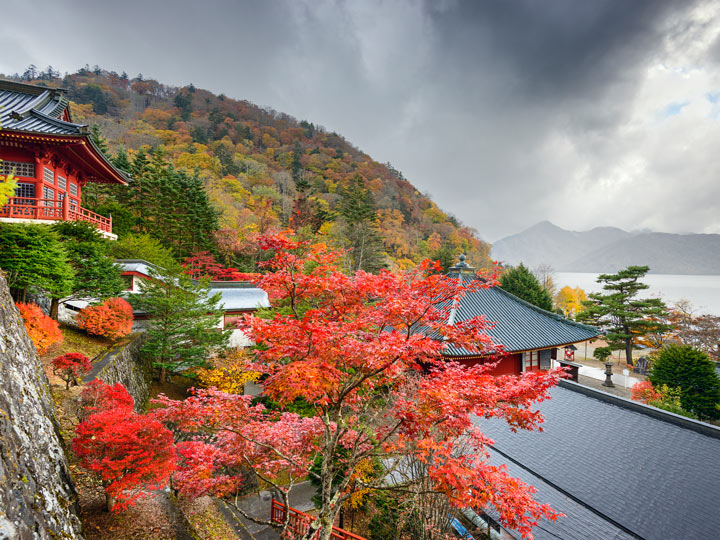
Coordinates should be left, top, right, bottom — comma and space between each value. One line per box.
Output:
1, 0, 717, 242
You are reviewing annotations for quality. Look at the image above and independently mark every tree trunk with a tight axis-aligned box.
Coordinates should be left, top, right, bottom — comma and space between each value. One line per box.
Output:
50, 298, 59, 320
159, 367, 167, 385
625, 339, 634, 366
105, 491, 116, 512
303, 511, 335, 540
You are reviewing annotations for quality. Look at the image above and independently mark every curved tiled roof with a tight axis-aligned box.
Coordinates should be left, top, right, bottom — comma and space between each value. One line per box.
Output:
0, 80, 129, 184
444, 268, 598, 355
0, 80, 82, 135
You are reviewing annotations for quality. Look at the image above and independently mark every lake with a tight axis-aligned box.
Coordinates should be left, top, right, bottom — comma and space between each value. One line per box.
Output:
555, 272, 720, 316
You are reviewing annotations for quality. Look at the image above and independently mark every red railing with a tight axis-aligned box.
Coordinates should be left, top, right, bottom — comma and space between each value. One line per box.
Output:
270, 499, 366, 540
0, 197, 112, 233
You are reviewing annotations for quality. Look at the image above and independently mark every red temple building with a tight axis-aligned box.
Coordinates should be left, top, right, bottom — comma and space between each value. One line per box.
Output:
0, 80, 128, 237
444, 255, 598, 376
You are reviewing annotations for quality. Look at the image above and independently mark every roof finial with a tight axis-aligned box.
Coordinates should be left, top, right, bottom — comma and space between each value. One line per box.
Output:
449, 253, 475, 273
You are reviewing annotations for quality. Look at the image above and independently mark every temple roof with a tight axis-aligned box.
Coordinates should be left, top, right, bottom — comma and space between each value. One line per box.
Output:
444, 256, 597, 355
473, 381, 720, 539
115, 260, 270, 312
0, 80, 128, 184
0, 80, 81, 135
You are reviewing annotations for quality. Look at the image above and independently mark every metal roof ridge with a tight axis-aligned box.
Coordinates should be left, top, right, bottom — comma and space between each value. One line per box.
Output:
559, 379, 720, 439
0, 79, 64, 96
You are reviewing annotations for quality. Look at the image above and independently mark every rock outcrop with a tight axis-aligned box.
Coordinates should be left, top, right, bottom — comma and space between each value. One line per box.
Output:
0, 273, 83, 540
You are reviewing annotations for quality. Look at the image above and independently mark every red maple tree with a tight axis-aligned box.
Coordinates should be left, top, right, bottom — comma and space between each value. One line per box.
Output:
154, 232, 563, 539
76, 297, 133, 340
16, 302, 63, 354
52, 352, 92, 389
73, 381, 176, 511
182, 251, 246, 281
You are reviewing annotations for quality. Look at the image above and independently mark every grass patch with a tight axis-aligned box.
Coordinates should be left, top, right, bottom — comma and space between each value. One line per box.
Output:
47, 326, 115, 360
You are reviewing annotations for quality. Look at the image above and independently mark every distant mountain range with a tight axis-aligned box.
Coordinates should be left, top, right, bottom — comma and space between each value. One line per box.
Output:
492, 221, 720, 275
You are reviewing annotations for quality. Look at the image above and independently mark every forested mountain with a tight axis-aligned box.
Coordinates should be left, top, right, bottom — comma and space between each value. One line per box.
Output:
493, 221, 720, 274
5, 66, 490, 272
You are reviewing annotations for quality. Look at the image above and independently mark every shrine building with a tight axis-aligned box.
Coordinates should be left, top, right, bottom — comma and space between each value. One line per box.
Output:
444, 255, 598, 375
0, 79, 128, 238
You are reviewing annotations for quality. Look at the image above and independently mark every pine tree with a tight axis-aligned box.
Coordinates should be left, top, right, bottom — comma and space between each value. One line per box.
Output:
90, 124, 110, 155
0, 223, 74, 305
500, 264, 554, 311
578, 266, 671, 365
133, 266, 229, 383
338, 177, 387, 273
52, 221, 125, 304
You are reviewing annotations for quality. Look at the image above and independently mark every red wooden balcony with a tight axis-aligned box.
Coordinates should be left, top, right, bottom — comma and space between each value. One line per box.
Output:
0, 196, 112, 233
270, 499, 366, 540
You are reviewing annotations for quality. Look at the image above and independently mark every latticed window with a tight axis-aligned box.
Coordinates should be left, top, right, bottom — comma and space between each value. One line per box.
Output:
43, 167, 54, 183
69, 182, 78, 196
15, 182, 36, 199
43, 186, 55, 201
58, 176, 67, 191
1, 161, 35, 177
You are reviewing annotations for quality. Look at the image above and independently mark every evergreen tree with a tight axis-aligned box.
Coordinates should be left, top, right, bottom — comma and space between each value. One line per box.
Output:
133, 266, 229, 383
338, 177, 387, 273
52, 221, 125, 305
500, 263, 554, 311
649, 344, 720, 419
0, 223, 74, 305
90, 124, 109, 155
578, 266, 671, 365
430, 244, 456, 274
112, 147, 132, 172
109, 234, 179, 270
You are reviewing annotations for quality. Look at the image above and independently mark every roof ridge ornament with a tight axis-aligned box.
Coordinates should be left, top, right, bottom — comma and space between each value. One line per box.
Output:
449, 253, 475, 273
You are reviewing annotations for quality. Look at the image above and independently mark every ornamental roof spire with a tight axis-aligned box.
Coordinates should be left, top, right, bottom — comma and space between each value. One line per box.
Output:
449, 253, 475, 273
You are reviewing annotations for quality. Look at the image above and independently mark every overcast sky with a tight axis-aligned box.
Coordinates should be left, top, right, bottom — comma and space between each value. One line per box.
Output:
3, 0, 720, 242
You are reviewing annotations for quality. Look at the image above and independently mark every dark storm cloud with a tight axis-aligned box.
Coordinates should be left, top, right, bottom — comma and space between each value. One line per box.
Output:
2, 0, 718, 242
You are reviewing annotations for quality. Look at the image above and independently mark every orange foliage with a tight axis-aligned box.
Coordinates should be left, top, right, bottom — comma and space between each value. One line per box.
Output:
16, 302, 63, 354
77, 297, 134, 340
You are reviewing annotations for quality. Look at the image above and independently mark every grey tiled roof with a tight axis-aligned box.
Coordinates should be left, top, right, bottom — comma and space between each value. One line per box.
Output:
210, 281, 270, 311
116, 260, 269, 312
473, 382, 720, 540
444, 270, 598, 355
0, 80, 83, 135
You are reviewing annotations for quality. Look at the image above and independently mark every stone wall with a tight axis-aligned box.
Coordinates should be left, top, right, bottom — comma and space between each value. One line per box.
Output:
0, 274, 84, 539
86, 334, 153, 412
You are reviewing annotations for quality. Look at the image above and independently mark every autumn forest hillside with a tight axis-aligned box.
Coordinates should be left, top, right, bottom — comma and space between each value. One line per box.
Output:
7, 66, 491, 272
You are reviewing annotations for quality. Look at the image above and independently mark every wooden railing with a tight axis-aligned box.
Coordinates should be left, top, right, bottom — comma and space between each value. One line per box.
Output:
270, 499, 367, 540
0, 196, 112, 233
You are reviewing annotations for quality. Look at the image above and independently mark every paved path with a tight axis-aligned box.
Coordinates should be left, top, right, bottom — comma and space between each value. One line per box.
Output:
84, 344, 124, 382
215, 481, 317, 540
576, 364, 641, 389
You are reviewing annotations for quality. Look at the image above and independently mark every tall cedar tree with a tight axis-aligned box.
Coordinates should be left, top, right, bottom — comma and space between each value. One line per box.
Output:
133, 265, 229, 383
579, 266, 671, 365
52, 221, 125, 313
649, 344, 720, 419
83, 148, 219, 259
0, 223, 74, 305
338, 176, 387, 273
153, 232, 562, 540
500, 263, 554, 311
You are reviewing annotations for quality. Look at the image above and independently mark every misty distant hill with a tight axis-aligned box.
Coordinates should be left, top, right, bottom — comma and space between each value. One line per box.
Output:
492, 222, 720, 275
